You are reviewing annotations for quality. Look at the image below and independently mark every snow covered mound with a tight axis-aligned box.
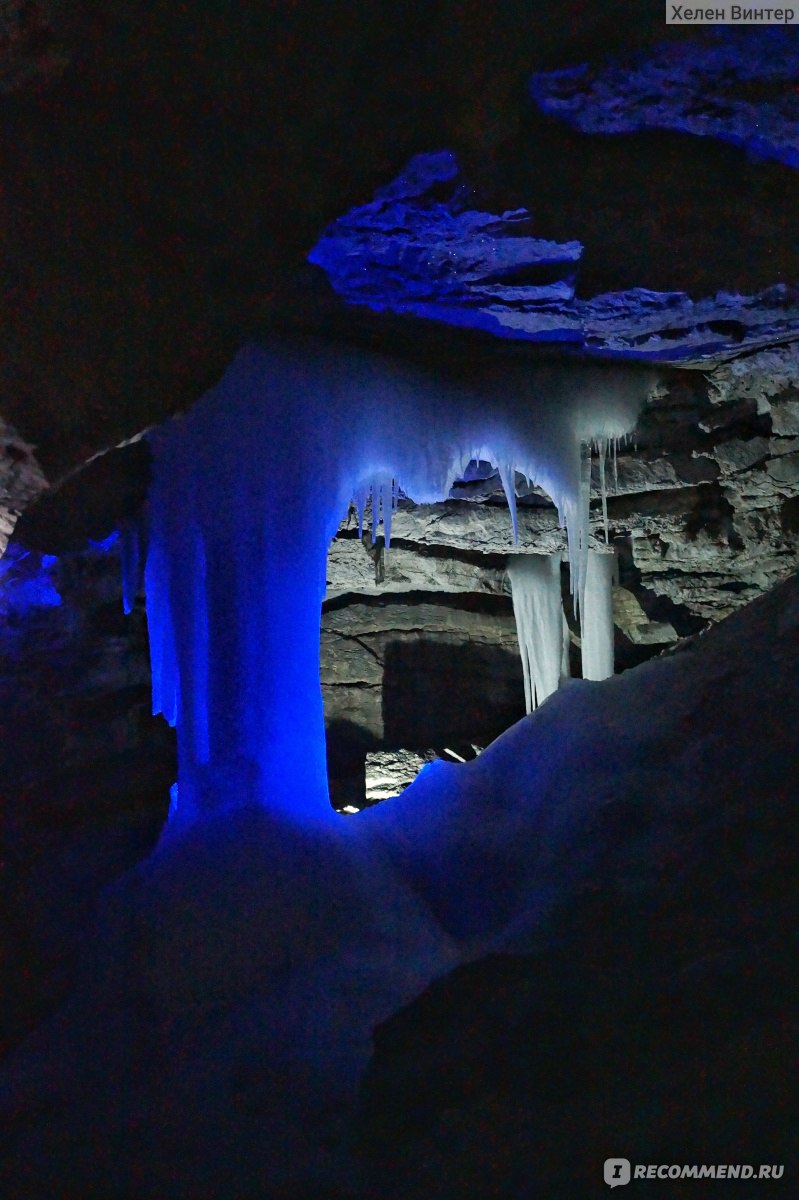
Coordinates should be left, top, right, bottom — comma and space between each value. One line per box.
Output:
1, 572, 798, 1197
360, 569, 799, 950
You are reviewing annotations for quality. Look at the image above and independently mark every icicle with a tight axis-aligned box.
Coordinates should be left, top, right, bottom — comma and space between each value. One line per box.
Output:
497, 462, 519, 544
507, 553, 565, 713
561, 607, 571, 680
354, 484, 368, 538
581, 548, 617, 681
144, 524, 179, 727
381, 479, 394, 549
596, 437, 609, 544
612, 435, 619, 492
120, 520, 141, 615
359, 476, 397, 547
565, 443, 593, 623
370, 480, 379, 545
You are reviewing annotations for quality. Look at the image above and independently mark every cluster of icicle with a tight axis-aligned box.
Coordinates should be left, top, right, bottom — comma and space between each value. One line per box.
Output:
507, 547, 618, 715
138, 337, 653, 825
504, 432, 628, 713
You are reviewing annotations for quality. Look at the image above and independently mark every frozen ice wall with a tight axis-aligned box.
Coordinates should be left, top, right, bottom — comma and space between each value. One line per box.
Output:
145, 337, 652, 825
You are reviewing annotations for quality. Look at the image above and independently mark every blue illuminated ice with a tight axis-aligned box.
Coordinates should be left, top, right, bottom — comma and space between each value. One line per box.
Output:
145, 337, 653, 825
581, 548, 618, 682
507, 553, 568, 712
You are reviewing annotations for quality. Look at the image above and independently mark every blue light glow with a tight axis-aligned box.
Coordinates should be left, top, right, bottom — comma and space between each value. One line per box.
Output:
0, 544, 62, 615
145, 339, 652, 830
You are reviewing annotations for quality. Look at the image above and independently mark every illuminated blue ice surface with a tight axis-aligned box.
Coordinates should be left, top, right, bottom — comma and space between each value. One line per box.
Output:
0, 545, 62, 615
2, 517, 795, 1197
145, 338, 653, 828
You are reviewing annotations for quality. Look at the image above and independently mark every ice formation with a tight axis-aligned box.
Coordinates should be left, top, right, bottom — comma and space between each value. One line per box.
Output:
507, 553, 568, 713
145, 337, 652, 824
508, 547, 616, 709
2, 567, 796, 1196
581, 548, 618, 682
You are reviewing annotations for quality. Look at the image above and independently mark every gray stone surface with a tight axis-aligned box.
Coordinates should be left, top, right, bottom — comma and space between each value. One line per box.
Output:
364, 749, 438, 804
321, 601, 523, 746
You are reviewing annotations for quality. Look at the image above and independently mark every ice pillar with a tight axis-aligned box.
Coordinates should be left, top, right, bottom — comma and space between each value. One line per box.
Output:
581, 548, 617, 681
144, 338, 648, 827
508, 553, 568, 713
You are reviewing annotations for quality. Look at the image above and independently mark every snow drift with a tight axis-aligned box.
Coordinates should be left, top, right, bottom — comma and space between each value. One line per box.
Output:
1, 568, 797, 1198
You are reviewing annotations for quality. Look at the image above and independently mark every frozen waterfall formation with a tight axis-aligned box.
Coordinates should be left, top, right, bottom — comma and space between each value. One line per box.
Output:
507, 546, 618, 714
143, 338, 653, 825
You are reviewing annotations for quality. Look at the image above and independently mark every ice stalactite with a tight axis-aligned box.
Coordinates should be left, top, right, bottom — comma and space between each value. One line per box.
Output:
508, 553, 569, 713
145, 337, 651, 827
594, 436, 610, 543
120, 520, 142, 616
357, 476, 398, 547
581, 548, 618, 682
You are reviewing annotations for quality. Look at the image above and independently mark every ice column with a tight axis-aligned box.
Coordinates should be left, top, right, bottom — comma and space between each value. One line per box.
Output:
581, 548, 617, 681
144, 338, 649, 827
508, 553, 568, 713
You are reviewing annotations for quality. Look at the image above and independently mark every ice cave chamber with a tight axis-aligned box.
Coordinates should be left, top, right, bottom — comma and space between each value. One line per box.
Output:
142, 337, 653, 827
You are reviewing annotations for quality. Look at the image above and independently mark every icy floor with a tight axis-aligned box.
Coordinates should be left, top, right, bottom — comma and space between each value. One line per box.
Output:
1, 572, 798, 1197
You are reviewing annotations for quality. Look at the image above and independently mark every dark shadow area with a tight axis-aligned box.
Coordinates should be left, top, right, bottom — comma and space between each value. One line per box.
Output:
325, 717, 378, 811
382, 639, 524, 748
614, 534, 708, 640
0, 744, 173, 1056
493, 111, 799, 299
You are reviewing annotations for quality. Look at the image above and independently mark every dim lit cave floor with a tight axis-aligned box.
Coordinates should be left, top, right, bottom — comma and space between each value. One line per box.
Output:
1, 576, 798, 1200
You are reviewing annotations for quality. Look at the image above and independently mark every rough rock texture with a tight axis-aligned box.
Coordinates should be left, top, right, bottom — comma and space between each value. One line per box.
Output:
531, 28, 799, 166
322, 597, 523, 809
0, 417, 48, 555
364, 750, 439, 805
310, 148, 799, 363
0, 1, 682, 483
0, 540, 173, 1053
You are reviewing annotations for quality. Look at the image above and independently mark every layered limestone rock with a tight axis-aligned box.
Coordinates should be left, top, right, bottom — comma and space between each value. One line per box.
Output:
531, 28, 799, 167
321, 599, 523, 749
309, 148, 799, 363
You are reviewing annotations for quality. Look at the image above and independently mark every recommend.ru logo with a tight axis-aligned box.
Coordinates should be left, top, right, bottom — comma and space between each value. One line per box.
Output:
605, 1159, 632, 1187
604, 1159, 785, 1185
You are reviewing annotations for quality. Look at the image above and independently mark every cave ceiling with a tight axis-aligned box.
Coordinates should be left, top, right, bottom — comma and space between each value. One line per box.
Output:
2, 4, 799, 632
